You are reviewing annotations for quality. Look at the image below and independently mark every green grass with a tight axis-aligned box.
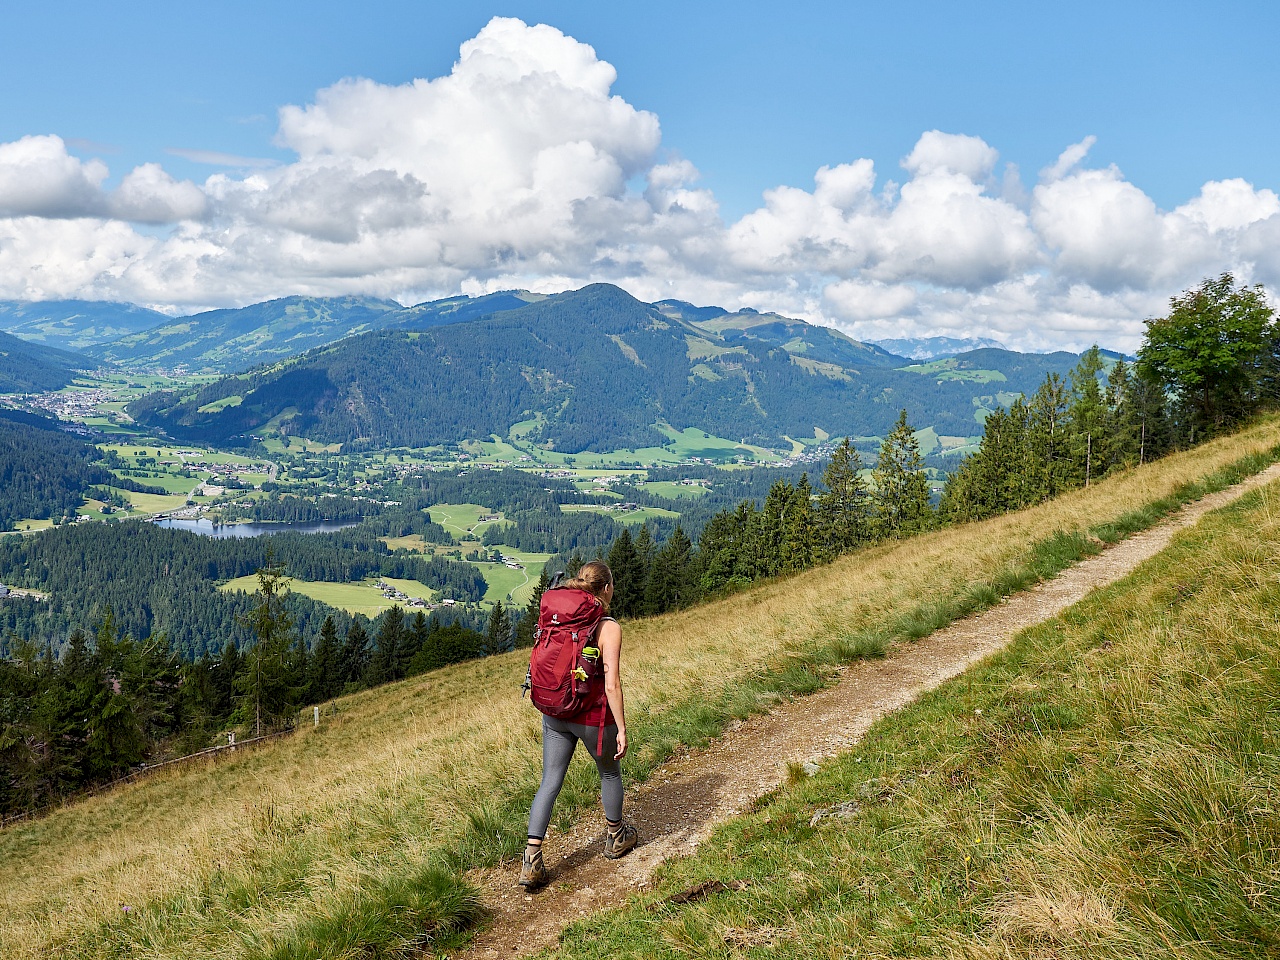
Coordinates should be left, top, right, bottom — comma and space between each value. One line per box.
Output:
219, 576, 434, 618
426, 503, 501, 537
642, 481, 709, 500
548, 478, 1280, 959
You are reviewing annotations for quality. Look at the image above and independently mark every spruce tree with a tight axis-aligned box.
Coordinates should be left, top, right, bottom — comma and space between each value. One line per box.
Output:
306, 616, 341, 703
872, 410, 933, 538
606, 527, 643, 618
339, 620, 370, 691
403, 612, 430, 673
1067, 346, 1107, 486
484, 600, 512, 656
644, 526, 694, 614
781, 474, 818, 572
366, 605, 407, 686
817, 438, 872, 556
632, 525, 655, 602
515, 568, 549, 647
1028, 374, 1073, 499
233, 559, 298, 736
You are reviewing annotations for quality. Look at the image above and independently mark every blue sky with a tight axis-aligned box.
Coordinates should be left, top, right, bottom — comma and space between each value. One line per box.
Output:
0, 2, 1277, 349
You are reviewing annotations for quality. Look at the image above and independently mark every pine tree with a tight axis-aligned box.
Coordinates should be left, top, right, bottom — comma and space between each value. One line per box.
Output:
816, 438, 872, 557
484, 600, 512, 656
606, 528, 643, 619
233, 558, 299, 736
515, 568, 549, 647
872, 410, 933, 538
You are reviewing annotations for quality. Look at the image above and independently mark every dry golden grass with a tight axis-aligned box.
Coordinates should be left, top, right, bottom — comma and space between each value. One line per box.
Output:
5, 416, 1280, 959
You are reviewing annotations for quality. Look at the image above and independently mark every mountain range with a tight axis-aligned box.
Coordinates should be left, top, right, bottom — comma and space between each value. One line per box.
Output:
125, 283, 1084, 453
871, 335, 1008, 360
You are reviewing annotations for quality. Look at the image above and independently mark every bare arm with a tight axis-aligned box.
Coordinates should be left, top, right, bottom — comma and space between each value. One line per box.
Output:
599, 619, 626, 759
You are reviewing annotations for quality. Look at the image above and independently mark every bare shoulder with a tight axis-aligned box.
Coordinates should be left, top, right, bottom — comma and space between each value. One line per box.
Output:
597, 618, 622, 643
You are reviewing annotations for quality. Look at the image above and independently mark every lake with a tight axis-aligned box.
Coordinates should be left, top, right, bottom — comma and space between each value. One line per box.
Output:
151, 518, 359, 539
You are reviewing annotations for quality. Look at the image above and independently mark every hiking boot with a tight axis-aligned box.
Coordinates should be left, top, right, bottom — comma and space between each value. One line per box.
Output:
604, 821, 638, 859
517, 846, 548, 889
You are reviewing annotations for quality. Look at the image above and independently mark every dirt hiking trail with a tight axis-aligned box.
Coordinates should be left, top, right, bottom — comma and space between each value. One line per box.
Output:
454, 465, 1280, 959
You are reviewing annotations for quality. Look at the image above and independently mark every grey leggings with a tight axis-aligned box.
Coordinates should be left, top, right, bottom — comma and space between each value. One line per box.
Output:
527, 715, 622, 840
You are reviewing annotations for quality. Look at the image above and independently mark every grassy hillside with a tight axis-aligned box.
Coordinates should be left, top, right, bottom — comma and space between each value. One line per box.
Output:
558, 459, 1280, 958
4, 418, 1280, 959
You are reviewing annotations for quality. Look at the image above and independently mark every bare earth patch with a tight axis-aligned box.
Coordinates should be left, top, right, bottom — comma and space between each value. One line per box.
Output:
454, 465, 1280, 959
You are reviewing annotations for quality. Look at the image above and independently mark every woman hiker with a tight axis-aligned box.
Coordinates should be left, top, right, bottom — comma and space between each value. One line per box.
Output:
520, 560, 637, 888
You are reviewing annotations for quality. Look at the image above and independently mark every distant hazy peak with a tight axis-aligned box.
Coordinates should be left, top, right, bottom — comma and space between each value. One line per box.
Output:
871, 335, 1008, 361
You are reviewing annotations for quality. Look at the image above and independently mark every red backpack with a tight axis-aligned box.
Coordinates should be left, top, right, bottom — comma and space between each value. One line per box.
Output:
525, 585, 610, 746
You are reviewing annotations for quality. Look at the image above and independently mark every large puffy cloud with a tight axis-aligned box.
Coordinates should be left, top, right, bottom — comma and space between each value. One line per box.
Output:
0, 135, 109, 218
1, 18, 1279, 353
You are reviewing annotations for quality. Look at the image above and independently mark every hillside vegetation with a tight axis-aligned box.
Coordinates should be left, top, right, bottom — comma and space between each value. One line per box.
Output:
0, 329, 96, 392
558, 459, 1280, 958
3, 417, 1279, 959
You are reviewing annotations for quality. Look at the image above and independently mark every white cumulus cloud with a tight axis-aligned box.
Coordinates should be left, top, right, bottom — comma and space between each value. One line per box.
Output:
0, 18, 1278, 355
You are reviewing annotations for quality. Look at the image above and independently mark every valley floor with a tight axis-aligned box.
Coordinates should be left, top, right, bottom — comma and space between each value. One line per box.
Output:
460, 463, 1280, 959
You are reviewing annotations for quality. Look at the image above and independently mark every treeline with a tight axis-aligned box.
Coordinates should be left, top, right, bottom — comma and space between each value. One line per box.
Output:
0, 584, 491, 817
0, 522, 486, 658
943, 274, 1278, 522
217, 493, 381, 524
591, 413, 934, 614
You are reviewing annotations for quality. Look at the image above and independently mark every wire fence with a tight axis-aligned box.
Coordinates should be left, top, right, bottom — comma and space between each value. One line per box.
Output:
0, 725, 296, 829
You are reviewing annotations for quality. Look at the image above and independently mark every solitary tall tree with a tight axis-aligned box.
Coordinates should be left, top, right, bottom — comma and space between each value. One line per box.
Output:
233, 556, 298, 736
817, 438, 873, 556
872, 410, 933, 538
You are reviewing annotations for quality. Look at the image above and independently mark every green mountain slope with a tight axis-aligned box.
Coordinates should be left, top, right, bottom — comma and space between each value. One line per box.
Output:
0, 299, 171, 351
87, 295, 404, 372
0, 329, 97, 392
127, 283, 1082, 452
84, 291, 546, 374
691, 307, 907, 368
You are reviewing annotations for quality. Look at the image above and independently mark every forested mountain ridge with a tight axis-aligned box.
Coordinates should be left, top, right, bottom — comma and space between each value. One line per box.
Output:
82, 290, 546, 373
127, 283, 1085, 452
0, 412, 147, 529
0, 329, 98, 392
86, 295, 404, 372
0, 299, 171, 351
